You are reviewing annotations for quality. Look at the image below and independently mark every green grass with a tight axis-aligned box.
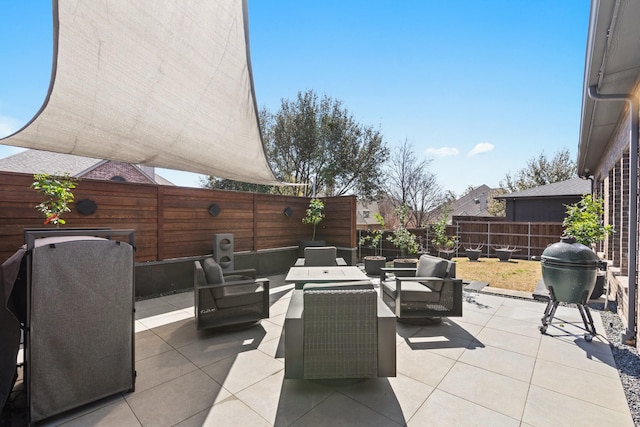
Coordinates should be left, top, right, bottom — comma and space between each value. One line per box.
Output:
453, 257, 542, 293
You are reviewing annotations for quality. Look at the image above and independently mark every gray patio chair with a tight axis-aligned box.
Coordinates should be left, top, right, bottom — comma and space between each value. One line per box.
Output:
284, 281, 396, 379
193, 257, 269, 330
294, 246, 348, 266
380, 254, 463, 321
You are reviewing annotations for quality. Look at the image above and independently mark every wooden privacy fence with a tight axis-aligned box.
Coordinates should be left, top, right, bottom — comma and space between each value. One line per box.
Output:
359, 220, 564, 260
0, 171, 356, 263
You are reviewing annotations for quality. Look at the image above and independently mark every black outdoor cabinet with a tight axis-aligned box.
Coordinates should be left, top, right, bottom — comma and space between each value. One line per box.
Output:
21, 229, 136, 423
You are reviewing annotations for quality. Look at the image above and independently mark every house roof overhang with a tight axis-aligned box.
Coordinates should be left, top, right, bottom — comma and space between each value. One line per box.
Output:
578, 0, 640, 177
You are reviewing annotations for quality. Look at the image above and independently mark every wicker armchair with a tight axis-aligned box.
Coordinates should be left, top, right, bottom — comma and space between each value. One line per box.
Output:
380, 254, 463, 321
284, 281, 396, 379
193, 257, 269, 330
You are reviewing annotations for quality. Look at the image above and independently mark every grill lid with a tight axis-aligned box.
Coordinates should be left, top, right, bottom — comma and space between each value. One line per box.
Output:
541, 236, 599, 267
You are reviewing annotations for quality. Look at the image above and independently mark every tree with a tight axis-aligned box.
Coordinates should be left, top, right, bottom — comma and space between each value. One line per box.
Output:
385, 140, 445, 227
199, 176, 273, 193
486, 188, 507, 217
206, 90, 389, 198
500, 148, 576, 192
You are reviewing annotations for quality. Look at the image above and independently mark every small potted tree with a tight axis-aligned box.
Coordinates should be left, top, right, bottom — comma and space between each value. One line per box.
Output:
359, 213, 386, 275
562, 194, 614, 298
464, 242, 483, 261
493, 245, 519, 262
31, 173, 77, 227
300, 198, 326, 255
387, 204, 419, 274
431, 209, 458, 260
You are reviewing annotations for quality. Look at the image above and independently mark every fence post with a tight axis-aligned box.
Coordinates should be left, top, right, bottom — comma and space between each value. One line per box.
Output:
455, 221, 460, 257
528, 222, 531, 259
487, 221, 491, 258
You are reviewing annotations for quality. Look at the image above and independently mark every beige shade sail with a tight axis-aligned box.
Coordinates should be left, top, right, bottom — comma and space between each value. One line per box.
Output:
1, 0, 282, 185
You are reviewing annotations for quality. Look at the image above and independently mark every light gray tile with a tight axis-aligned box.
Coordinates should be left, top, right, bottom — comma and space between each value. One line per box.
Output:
291, 393, 402, 427
56, 398, 141, 427
537, 334, 617, 378
177, 327, 267, 368
202, 349, 284, 394
158, 291, 194, 310
134, 349, 198, 393
134, 329, 172, 361
199, 397, 271, 427
125, 370, 231, 427
475, 326, 541, 357
408, 389, 519, 427
485, 315, 543, 339
522, 385, 634, 427
341, 374, 434, 424
438, 363, 529, 420
531, 358, 629, 413
236, 371, 333, 426
396, 342, 456, 387
458, 344, 536, 382
459, 308, 493, 327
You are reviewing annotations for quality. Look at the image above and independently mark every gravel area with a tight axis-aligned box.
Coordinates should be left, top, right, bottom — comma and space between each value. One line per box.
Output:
597, 301, 640, 425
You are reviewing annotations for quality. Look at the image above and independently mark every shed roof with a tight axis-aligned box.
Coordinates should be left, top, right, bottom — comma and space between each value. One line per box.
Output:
496, 177, 590, 199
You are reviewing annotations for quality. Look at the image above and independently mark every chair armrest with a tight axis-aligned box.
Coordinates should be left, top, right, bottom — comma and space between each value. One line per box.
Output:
336, 257, 348, 266
380, 267, 417, 281
223, 268, 257, 280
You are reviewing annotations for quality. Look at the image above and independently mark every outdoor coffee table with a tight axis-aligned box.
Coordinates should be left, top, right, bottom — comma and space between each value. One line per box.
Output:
285, 266, 369, 289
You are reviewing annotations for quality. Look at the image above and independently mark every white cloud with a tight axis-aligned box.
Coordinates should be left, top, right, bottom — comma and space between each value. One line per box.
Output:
468, 142, 494, 156
425, 147, 459, 157
0, 115, 22, 138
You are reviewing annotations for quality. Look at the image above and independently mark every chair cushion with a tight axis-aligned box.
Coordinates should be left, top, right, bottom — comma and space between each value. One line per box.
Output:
304, 246, 338, 266
416, 255, 449, 278
202, 258, 225, 298
216, 283, 264, 309
382, 280, 440, 303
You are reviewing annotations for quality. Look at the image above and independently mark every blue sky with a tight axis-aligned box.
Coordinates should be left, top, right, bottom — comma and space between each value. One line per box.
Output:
0, 1, 590, 196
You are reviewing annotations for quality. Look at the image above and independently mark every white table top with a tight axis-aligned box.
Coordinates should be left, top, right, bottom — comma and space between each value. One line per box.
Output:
285, 266, 369, 284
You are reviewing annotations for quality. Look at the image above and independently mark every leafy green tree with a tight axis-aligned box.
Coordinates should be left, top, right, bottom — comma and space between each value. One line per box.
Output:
387, 204, 419, 256
203, 90, 389, 198
199, 176, 273, 193
501, 148, 576, 192
31, 173, 77, 226
563, 194, 614, 247
302, 198, 325, 241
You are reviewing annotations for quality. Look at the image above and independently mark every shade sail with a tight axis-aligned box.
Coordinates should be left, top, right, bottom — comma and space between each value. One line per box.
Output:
1, 0, 281, 185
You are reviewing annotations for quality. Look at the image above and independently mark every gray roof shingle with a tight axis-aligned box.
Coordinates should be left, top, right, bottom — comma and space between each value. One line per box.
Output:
496, 177, 590, 199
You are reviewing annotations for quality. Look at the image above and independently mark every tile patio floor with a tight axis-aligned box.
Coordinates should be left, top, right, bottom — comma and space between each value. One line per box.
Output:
33, 275, 633, 426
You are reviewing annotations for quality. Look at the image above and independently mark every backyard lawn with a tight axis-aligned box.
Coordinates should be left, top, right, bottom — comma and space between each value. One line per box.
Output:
453, 257, 542, 293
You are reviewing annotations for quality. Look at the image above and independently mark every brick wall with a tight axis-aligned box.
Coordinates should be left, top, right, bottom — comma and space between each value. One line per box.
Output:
81, 161, 155, 184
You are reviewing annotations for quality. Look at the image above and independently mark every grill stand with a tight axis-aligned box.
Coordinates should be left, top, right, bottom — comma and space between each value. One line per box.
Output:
539, 286, 596, 342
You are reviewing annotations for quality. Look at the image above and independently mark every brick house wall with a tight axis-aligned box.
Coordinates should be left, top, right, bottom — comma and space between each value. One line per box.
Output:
591, 86, 640, 341
81, 161, 154, 184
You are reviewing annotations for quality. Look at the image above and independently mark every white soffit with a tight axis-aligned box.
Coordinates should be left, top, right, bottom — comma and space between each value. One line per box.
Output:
1, 0, 281, 185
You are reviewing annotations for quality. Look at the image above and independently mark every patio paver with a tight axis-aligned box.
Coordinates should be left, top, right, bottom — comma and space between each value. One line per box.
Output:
26, 278, 634, 427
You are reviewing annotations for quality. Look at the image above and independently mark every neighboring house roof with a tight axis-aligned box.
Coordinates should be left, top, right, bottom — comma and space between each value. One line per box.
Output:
496, 178, 590, 199
356, 201, 382, 227
0, 149, 174, 185
578, 0, 640, 177
450, 185, 493, 217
